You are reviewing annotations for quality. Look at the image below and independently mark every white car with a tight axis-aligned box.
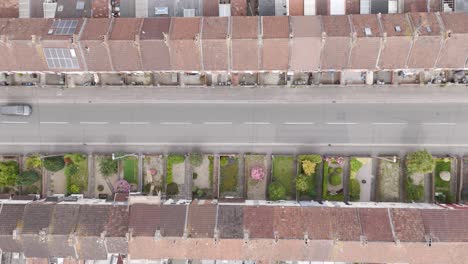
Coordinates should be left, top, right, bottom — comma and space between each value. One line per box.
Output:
0, 104, 32, 116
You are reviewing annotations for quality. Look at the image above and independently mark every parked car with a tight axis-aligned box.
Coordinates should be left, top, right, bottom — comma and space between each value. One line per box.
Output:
0, 104, 32, 116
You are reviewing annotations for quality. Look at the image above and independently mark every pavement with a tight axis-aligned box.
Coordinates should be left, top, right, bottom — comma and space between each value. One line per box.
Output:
0, 85, 468, 155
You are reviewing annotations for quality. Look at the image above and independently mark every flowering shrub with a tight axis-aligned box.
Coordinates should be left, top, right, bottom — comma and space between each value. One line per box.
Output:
325, 156, 345, 166
301, 160, 316, 176
115, 179, 130, 193
149, 168, 157, 176
250, 167, 265, 181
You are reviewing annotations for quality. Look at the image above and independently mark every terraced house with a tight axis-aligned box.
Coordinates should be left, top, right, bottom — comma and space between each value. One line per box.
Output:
0, 12, 466, 87
0, 199, 468, 264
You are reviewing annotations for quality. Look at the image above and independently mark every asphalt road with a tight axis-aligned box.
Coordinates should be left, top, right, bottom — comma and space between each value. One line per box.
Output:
0, 102, 467, 154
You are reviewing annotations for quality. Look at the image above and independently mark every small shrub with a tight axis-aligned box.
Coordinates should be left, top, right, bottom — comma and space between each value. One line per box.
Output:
25, 155, 42, 170
328, 167, 334, 174
446, 194, 455, 204
98, 156, 117, 177
166, 182, 179, 196
335, 167, 343, 174
301, 154, 322, 164
406, 178, 424, 202
43, 156, 65, 172
250, 167, 265, 181
296, 174, 310, 194
196, 189, 205, 198
268, 182, 286, 201
143, 183, 152, 193
115, 179, 130, 193
192, 172, 198, 179
97, 185, 104, 192
189, 153, 203, 167
64, 164, 79, 177
301, 160, 316, 176
17, 170, 40, 186
406, 149, 435, 175
329, 173, 342, 186
64, 153, 86, 164
69, 184, 80, 194
350, 158, 363, 174
24, 185, 39, 194
220, 156, 229, 167
0, 161, 19, 187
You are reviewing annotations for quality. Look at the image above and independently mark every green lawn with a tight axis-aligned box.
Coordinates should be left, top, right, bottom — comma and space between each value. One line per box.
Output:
220, 156, 239, 193
123, 157, 138, 184
272, 155, 295, 196
166, 154, 185, 185
434, 158, 453, 203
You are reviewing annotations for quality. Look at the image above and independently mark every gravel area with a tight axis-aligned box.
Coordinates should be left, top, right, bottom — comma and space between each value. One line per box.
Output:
143, 155, 165, 188
245, 155, 268, 200
378, 159, 400, 201
193, 155, 211, 189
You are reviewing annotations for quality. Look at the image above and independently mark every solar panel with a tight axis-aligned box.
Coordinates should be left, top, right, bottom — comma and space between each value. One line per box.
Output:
44, 48, 80, 69
52, 20, 78, 35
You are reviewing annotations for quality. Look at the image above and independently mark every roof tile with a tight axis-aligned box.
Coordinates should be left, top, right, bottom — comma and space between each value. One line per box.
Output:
49, 204, 80, 235
105, 205, 129, 237
160, 204, 187, 237
217, 205, 243, 239
244, 206, 274, 239
358, 208, 393, 242
273, 207, 303, 239
129, 204, 161, 237
0, 204, 25, 235
390, 208, 425, 242
76, 205, 110, 236
187, 203, 217, 238
22, 203, 54, 234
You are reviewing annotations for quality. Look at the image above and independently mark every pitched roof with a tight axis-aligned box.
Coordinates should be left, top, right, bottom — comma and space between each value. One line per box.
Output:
380, 13, 412, 37
290, 16, 322, 38
202, 17, 228, 39
329, 207, 361, 241
302, 207, 332, 240
160, 205, 187, 237
231, 16, 258, 39
351, 14, 381, 38
187, 203, 217, 238
22, 235, 49, 258
273, 207, 303, 239
217, 205, 244, 239
105, 205, 129, 237
22, 204, 54, 235
378, 36, 412, 69
262, 38, 289, 71
262, 16, 289, 39
129, 204, 161, 237
91, 0, 109, 18
110, 18, 141, 40
49, 204, 80, 235
358, 208, 393, 242
75, 205, 110, 236
170, 17, 201, 40
390, 208, 425, 242
440, 12, 468, 34
140, 18, 170, 40
80, 18, 111, 40
203, 0, 219, 16
421, 209, 468, 242
244, 206, 274, 239
322, 15, 351, 37
202, 17, 229, 71
76, 237, 107, 260
409, 12, 441, 36
0, 204, 25, 235
54, 0, 92, 18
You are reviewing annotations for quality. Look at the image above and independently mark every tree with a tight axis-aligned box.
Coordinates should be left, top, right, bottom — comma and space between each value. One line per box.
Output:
17, 170, 40, 186
115, 179, 130, 193
189, 153, 203, 167
296, 174, 310, 193
406, 149, 435, 175
0, 161, 19, 187
99, 156, 117, 177
43, 156, 65, 172
25, 155, 42, 170
329, 173, 342, 186
250, 167, 265, 181
302, 160, 316, 176
64, 164, 79, 177
268, 182, 286, 201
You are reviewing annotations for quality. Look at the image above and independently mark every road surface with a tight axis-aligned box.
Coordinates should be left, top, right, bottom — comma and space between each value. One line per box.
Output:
0, 101, 467, 155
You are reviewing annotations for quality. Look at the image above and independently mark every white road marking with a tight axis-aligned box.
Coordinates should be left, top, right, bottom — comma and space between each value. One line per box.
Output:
326, 122, 358, 125
2, 142, 468, 147
421, 122, 456, 125
0, 121, 28, 124
160, 122, 192, 125
119, 122, 150, 125
40, 121, 69, 125
243, 122, 271, 125
203, 122, 233, 125
283, 122, 315, 125
80, 121, 109, 125
372, 122, 407, 125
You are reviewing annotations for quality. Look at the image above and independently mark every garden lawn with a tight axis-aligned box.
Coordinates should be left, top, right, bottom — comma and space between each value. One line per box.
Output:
272, 156, 295, 197
220, 156, 239, 193
66, 157, 88, 194
434, 158, 453, 203
123, 157, 138, 184
166, 154, 185, 185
